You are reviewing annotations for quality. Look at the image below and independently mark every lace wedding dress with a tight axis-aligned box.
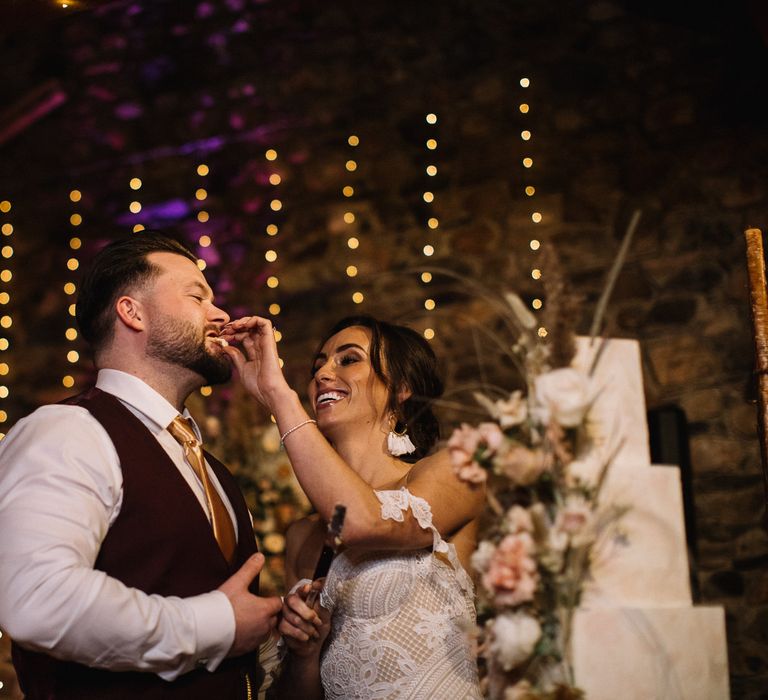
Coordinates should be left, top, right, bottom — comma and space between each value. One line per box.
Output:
319, 487, 482, 699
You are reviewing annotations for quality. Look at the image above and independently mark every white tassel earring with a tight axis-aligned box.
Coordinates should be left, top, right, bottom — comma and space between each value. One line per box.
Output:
387, 416, 416, 456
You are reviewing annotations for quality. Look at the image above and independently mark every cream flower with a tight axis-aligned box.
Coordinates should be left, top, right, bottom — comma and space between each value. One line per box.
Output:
490, 612, 542, 670
495, 390, 528, 428
555, 493, 597, 547
505, 505, 534, 534
496, 443, 549, 485
470, 539, 497, 574
533, 367, 591, 428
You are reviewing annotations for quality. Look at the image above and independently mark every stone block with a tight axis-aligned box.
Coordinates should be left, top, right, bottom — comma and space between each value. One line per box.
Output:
572, 606, 729, 700
572, 337, 651, 471
583, 466, 692, 608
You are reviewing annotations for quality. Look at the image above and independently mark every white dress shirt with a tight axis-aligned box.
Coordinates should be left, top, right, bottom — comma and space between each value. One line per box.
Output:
0, 370, 238, 680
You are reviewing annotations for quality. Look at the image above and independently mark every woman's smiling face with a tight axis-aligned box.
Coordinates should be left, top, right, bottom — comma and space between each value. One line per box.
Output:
308, 325, 391, 435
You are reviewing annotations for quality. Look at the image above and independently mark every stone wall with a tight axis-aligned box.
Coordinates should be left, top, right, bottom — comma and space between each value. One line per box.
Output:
0, 0, 766, 696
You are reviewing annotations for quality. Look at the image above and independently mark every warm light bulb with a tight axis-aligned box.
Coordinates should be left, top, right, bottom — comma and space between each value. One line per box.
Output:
352, 292, 364, 304
270, 199, 282, 211
267, 276, 279, 288
265, 250, 278, 262
197, 211, 210, 223
129, 178, 142, 190
195, 189, 207, 201
129, 201, 142, 214
343, 212, 355, 224
426, 113, 437, 124
346, 160, 357, 172
197, 164, 209, 176
347, 237, 359, 249
265, 149, 278, 161
423, 245, 435, 256
424, 328, 435, 339
348, 135, 360, 146
421, 272, 432, 283
346, 265, 358, 277
343, 185, 354, 197
269, 173, 282, 185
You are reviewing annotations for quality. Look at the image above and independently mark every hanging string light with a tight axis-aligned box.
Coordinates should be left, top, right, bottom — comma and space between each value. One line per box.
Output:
0, 199, 13, 440
344, 134, 363, 305
519, 77, 546, 338
193, 162, 215, 397
63, 190, 82, 390
421, 113, 438, 341
128, 177, 144, 234
263, 149, 282, 327
263, 148, 284, 368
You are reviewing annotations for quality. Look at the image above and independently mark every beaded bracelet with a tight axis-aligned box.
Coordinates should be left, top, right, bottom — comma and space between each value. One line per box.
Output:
279, 419, 317, 446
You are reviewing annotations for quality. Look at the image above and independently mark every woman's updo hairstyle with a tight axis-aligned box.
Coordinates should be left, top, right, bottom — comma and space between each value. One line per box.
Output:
315, 315, 444, 461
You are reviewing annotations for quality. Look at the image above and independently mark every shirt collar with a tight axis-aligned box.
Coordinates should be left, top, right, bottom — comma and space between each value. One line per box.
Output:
95, 369, 199, 437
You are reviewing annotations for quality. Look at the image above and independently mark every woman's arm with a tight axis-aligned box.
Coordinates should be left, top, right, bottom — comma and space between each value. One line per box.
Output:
223, 317, 485, 550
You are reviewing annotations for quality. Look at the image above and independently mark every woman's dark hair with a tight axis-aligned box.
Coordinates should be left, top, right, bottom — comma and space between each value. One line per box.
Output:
76, 231, 197, 350
315, 315, 444, 461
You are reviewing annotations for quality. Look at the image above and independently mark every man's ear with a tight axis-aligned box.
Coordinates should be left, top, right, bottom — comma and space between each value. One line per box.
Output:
115, 295, 145, 332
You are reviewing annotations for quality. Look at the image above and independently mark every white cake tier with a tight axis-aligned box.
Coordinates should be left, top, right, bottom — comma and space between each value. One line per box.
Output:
583, 465, 692, 607
572, 337, 652, 475
572, 605, 730, 700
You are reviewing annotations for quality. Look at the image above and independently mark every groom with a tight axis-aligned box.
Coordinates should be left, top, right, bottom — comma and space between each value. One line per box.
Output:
0, 232, 282, 698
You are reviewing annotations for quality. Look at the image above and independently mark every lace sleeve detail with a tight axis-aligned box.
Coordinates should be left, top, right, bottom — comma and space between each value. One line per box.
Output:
374, 487, 474, 594
376, 487, 443, 551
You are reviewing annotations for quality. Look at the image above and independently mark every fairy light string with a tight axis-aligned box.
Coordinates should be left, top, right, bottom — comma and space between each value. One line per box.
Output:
0, 199, 13, 439
62, 190, 83, 390
263, 148, 284, 368
421, 113, 438, 341
519, 77, 547, 338
194, 163, 215, 397
343, 135, 363, 306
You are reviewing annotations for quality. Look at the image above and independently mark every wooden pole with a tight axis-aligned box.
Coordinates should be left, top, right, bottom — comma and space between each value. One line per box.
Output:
744, 228, 768, 529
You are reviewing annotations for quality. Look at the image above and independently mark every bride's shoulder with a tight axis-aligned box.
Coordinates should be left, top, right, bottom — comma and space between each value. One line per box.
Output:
408, 447, 452, 479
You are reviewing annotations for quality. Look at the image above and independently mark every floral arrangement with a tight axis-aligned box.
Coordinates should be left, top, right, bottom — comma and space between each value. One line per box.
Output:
443, 228, 637, 699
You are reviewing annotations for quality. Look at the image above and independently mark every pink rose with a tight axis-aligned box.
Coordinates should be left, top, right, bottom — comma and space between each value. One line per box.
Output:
482, 532, 538, 606
448, 423, 495, 484
496, 443, 549, 485
477, 422, 504, 452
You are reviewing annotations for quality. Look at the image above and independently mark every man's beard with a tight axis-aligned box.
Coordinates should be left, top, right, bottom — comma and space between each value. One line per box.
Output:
146, 313, 232, 385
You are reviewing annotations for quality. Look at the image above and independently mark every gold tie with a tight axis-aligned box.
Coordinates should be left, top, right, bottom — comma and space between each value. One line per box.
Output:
167, 415, 236, 564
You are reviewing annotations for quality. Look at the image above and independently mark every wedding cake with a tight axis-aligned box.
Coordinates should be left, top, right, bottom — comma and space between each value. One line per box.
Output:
569, 338, 729, 699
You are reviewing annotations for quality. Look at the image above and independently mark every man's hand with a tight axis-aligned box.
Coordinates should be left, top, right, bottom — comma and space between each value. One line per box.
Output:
218, 553, 282, 657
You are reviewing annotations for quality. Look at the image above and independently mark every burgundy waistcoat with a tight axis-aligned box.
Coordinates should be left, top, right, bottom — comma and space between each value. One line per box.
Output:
11, 388, 261, 700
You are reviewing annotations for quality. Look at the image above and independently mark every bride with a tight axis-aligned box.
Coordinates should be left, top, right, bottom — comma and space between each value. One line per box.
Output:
222, 314, 484, 699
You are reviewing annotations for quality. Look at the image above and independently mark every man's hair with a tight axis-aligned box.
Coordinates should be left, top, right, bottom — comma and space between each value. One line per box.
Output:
75, 231, 197, 350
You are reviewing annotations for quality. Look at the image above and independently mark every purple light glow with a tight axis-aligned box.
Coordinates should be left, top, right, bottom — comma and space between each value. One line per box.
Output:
114, 199, 191, 225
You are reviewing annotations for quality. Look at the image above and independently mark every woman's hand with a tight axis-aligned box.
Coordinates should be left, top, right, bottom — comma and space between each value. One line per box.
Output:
220, 316, 292, 408
279, 581, 331, 659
